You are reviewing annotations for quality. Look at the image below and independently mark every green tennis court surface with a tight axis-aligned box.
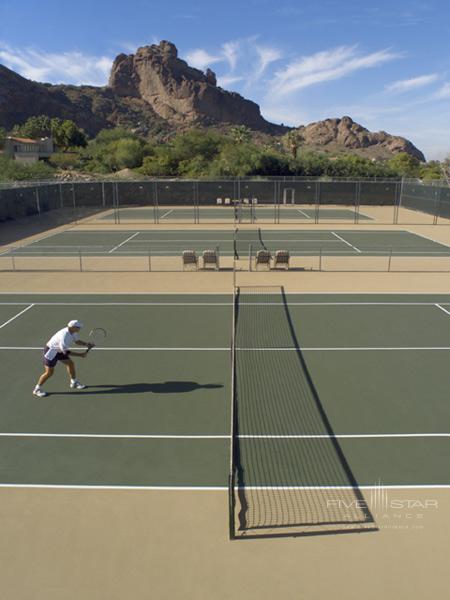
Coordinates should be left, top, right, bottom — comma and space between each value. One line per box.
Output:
4, 229, 450, 257
98, 206, 373, 222
0, 293, 449, 502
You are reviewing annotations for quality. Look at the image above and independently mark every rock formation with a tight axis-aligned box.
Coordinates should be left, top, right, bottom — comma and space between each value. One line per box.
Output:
0, 41, 426, 160
296, 116, 425, 161
108, 41, 284, 133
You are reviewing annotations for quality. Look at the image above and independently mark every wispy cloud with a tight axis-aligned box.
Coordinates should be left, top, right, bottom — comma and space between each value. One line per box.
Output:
253, 45, 282, 80
385, 73, 440, 93
184, 48, 222, 70
183, 37, 283, 92
268, 45, 401, 97
217, 75, 245, 89
434, 82, 450, 99
0, 41, 111, 85
222, 41, 240, 71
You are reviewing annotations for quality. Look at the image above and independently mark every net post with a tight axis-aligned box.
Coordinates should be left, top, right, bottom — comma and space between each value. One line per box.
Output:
78, 249, 83, 272
11, 250, 16, 272
319, 246, 323, 271
148, 248, 152, 272
228, 282, 238, 540
216, 245, 220, 271
249, 244, 252, 271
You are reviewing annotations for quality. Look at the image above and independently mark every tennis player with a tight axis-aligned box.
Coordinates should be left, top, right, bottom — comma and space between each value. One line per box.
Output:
33, 320, 94, 397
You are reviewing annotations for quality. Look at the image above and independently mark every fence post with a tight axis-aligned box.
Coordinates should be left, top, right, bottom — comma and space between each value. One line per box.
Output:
433, 188, 440, 225
35, 186, 41, 215
154, 181, 159, 224
388, 247, 393, 272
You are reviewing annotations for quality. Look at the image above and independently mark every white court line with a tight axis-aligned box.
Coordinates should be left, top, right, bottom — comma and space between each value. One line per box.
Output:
356, 210, 373, 219
0, 483, 442, 492
0, 304, 34, 330
406, 229, 448, 246
0, 433, 229, 439
15, 245, 114, 249
0, 301, 448, 307
331, 231, 362, 253
236, 347, 450, 351
239, 485, 450, 491
296, 209, 312, 219
239, 433, 450, 439
108, 231, 140, 253
435, 304, 450, 316
0, 291, 448, 295
2, 346, 450, 352
0, 302, 232, 306
0, 484, 447, 490
159, 209, 174, 219
0, 432, 446, 440
0, 484, 227, 490
0, 346, 229, 351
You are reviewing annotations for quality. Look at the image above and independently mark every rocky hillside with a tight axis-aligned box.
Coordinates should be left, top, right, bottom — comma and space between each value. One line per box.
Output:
296, 117, 425, 161
109, 41, 285, 134
0, 64, 169, 137
0, 40, 425, 160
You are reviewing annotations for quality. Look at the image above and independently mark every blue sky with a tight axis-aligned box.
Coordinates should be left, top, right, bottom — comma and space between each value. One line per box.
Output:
1, 0, 449, 159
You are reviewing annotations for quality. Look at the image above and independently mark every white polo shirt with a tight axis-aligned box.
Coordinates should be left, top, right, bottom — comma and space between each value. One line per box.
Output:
45, 327, 79, 359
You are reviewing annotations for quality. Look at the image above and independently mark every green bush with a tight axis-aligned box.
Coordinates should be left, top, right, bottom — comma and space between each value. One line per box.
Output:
115, 139, 144, 169
48, 152, 82, 170
0, 155, 54, 181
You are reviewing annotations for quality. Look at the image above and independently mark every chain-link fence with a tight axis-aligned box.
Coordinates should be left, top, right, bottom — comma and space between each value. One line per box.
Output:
2, 177, 448, 226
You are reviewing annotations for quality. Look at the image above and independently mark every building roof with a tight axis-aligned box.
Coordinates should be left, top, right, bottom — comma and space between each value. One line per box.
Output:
7, 136, 39, 144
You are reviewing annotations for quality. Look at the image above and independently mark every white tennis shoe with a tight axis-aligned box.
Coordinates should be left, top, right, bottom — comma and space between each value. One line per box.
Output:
33, 388, 48, 398
70, 381, 87, 390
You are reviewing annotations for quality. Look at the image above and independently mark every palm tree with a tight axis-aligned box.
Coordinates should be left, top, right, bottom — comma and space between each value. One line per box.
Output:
284, 130, 304, 159
229, 125, 252, 144
443, 156, 450, 185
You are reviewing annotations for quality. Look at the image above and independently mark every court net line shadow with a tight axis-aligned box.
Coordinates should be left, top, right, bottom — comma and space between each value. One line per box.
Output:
52, 381, 224, 395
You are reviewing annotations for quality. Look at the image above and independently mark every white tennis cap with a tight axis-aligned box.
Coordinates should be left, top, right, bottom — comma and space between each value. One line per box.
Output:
67, 320, 83, 328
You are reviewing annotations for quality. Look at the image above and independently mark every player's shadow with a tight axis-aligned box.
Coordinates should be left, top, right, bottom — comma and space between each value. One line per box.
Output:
60, 381, 223, 394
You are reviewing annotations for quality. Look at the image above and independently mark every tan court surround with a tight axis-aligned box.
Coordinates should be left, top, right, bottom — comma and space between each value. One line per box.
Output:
1, 212, 449, 600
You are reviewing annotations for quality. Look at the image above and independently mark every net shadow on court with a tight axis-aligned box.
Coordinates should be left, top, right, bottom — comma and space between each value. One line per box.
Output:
230, 286, 378, 539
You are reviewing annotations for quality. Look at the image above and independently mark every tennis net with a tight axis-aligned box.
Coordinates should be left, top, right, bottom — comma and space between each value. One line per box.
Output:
229, 286, 376, 539
233, 228, 265, 259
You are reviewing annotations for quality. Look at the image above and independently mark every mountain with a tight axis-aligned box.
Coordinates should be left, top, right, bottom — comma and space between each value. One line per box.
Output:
0, 63, 169, 137
0, 40, 425, 160
296, 117, 425, 161
109, 41, 285, 135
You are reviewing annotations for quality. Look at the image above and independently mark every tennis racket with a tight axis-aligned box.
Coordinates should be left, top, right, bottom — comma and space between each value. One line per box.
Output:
86, 327, 107, 353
